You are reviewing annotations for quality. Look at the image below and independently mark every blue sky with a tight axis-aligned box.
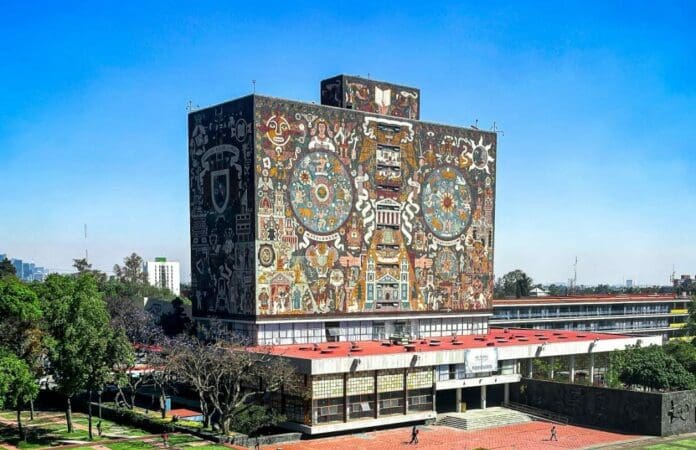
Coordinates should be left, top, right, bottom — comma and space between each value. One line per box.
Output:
1, 1, 694, 285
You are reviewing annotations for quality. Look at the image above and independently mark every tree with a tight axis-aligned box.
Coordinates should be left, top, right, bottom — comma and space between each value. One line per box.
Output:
0, 277, 44, 420
0, 277, 43, 361
611, 344, 696, 391
685, 296, 696, 337
0, 258, 16, 278
105, 294, 162, 345
160, 297, 191, 336
0, 352, 39, 440
496, 270, 534, 298
664, 340, 696, 375
168, 325, 298, 435
34, 274, 132, 437
72, 258, 107, 283
113, 253, 148, 285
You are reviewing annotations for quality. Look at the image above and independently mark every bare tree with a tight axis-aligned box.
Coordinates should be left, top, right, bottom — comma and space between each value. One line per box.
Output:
168, 324, 299, 435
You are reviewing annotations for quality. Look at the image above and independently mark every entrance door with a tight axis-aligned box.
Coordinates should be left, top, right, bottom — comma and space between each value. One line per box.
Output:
435, 390, 457, 413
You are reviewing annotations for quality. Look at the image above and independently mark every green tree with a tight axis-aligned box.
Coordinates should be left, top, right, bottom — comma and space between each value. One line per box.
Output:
0, 258, 16, 278
496, 270, 534, 298
0, 277, 43, 359
34, 274, 133, 438
664, 340, 696, 374
685, 296, 696, 336
0, 352, 39, 440
72, 258, 107, 283
611, 345, 696, 391
113, 253, 148, 285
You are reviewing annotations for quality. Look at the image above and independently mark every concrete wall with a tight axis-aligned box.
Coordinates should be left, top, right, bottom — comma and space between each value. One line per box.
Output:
511, 378, 696, 436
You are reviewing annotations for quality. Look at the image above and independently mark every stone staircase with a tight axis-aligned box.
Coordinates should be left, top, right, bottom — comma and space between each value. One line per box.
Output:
436, 406, 533, 431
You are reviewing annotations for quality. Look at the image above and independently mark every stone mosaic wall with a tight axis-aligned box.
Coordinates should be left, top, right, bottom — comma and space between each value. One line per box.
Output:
188, 96, 256, 318
253, 96, 496, 317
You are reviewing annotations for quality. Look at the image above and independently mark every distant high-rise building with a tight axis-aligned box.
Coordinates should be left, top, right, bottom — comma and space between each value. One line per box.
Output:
146, 257, 181, 296
0, 253, 6, 261
32, 267, 47, 282
10, 259, 23, 279
22, 262, 35, 281
626, 279, 634, 288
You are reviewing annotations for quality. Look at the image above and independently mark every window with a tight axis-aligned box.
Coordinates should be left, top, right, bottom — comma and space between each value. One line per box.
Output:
378, 391, 403, 416
408, 388, 433, 412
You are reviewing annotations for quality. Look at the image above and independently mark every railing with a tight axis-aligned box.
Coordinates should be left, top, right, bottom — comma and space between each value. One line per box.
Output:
504, 402, 569, 425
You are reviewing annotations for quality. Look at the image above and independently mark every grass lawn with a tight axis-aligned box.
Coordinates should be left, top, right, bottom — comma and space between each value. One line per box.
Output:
0, 410, 153, 448
641, 438, 696, 449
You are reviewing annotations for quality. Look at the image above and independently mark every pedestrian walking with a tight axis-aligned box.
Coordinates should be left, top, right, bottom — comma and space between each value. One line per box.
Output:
96, 420, 103, 437
550, 425, 558, 441
409, 425, 419, 444
162, 432, 169, 447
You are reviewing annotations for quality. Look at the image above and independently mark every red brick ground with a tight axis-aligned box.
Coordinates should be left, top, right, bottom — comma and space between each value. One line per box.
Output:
262, 422, 644, 450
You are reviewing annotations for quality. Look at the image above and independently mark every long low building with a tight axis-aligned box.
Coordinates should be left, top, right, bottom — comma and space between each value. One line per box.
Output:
251, 327, 659, 434
492, 295, 689, 340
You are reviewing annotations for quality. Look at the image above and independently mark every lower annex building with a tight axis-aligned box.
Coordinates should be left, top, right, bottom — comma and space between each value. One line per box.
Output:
187, 75, 656, 434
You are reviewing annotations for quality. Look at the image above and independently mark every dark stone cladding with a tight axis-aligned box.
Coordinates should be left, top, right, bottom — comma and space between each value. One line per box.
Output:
511, 378, 696, 436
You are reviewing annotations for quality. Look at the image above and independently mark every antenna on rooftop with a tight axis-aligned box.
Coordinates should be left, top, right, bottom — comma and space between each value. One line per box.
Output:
471, 119, 479, 130
252, 80, 256, 94
671, 265, 676, 284
491, 121, 505, 136
570, 256, 578, 295
186, 100, 199, 113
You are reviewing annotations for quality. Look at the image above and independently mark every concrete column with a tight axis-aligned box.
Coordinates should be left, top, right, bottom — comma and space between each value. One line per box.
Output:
403, 369, 408, 415
432, 367, 437, 412
455, 388, 462, 412
374, 371, 379, 419
343, 373, 348, 422
503, 383, 510, 404
549, 356, 555, 379
481, 385, 487, 409
590, 353, 595, 385
570, 355, 576, 383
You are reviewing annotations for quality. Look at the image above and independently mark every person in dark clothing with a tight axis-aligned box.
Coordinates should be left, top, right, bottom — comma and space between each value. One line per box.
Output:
550, 425, 558, 441
409, 425, 419, 444
96, 420, 103, 437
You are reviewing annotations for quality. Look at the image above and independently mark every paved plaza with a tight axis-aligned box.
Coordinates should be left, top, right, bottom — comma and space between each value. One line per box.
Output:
261, 422, 644, 450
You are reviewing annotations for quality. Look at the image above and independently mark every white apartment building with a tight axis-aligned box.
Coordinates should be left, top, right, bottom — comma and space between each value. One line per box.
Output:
146, 257, 181, 296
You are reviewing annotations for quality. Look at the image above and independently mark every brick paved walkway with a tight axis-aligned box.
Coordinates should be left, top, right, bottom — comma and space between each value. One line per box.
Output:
261, 422, 644, 450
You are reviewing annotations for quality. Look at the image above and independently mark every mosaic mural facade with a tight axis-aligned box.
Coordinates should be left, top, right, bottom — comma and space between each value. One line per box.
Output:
189, 77, 496, 321
253, 94, 496, 318
188, 96, 256, 318
321, 75, 421, 120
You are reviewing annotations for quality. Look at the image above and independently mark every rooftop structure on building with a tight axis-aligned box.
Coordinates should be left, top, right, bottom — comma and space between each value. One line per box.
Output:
187, 75, 661, 434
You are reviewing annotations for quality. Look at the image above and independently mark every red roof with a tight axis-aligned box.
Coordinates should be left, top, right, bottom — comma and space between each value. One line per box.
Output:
249, 328, 625, 360
167, 408, 202, 418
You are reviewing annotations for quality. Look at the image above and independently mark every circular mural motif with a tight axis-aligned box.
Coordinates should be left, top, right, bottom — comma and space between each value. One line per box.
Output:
434, 248, 458, 280
258, 244, 275, 267
289, 151, 353, 234
421, 166, 472, 240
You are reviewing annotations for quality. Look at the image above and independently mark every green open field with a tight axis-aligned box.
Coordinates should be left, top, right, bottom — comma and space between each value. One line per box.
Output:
0, 409, 237, 450
640, 438, 696, 449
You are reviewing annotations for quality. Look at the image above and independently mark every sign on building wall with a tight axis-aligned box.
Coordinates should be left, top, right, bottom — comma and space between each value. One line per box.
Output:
465, 348, 498, 374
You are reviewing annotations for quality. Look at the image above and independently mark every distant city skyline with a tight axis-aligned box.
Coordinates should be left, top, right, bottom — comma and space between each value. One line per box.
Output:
1, 1, 694, 285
